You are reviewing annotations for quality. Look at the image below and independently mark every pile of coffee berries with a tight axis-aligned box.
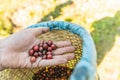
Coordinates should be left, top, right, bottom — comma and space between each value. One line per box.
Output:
28, 40, 57, 63
32, 66, 73, 80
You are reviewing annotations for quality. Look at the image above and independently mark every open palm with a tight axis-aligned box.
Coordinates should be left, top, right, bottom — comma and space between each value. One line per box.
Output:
0, 27, 75, 70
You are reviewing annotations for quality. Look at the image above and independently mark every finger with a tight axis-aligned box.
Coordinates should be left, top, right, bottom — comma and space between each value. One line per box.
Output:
32, 57, 42, 68
23, 53, 74, 68
23, 57, 41, 68
25, 58, 67, 68
53, 46, 75, 55
54, 53, 75, 60
38, 59, 67, 67
54, 41, 72, 48
30, 27, 49, 36
21, 57, 32, 68
38, 53, 74, 67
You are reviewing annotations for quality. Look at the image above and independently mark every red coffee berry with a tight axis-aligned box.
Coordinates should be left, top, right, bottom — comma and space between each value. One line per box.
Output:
30, 56, 36, 63
28, 49, 34, 56
47, 52, 52, 55
38, 52, 42, 57
47, 54, 53, 59
34, 52, 39, 58
42, 55, 47, 59
51, 44, 57, 50
39, 47, 43, 52
43, 43, 48, 49
33, 45, 39, 51
48, 40, 53, 46
39, 43, 43, 47
47, 47, 52, 51
43, 73, 46, 77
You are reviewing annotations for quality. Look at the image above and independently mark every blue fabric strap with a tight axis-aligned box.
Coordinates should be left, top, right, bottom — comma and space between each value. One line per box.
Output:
28, 21, 97, 80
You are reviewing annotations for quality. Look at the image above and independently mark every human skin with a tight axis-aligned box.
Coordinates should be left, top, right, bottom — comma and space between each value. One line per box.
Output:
0, 27, 75, 70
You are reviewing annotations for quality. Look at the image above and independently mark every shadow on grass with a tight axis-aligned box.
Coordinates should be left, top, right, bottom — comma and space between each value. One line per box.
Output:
91, 11, 120, 65
38, 0, 73, 22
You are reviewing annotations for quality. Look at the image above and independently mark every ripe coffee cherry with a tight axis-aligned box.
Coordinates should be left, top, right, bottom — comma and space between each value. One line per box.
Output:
33, 45, 39, 51
29, 40, 57, 63
39, 47, 43, 52
48, 40, 53, 46
47, 47, 52, 51
34, 52, 39, 58
47, 54, 53, 59
46, 52, 52, 55
38, 52, 42, 57
30, 56, 36, 63
39, 43, 43, 47
43, 43, 48, 49
43, 73, 46, 77
28, 49, 34, 56
42, 55, 47, 59
51, 44, 57, 50
32, 65, 73, 80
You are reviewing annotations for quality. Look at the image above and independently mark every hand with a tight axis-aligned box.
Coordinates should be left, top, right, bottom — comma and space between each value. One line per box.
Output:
0, 27, 75, 70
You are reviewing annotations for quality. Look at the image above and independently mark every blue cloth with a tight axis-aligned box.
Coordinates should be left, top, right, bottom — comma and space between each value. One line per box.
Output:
28, 21, 97, 80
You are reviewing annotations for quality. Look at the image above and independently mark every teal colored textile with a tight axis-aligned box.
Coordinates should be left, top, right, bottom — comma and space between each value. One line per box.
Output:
28, 21, 97, 80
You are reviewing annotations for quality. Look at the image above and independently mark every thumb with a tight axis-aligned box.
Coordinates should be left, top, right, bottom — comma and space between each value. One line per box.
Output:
31, 27, 49, 36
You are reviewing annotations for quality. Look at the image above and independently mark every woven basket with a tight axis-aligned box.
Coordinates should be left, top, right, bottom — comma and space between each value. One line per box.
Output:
0, 21, 97, 80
